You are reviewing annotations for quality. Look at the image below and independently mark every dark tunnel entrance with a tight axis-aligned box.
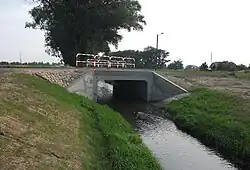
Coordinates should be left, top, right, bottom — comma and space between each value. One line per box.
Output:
103, 80, 148, 102
113, 80, 148, 101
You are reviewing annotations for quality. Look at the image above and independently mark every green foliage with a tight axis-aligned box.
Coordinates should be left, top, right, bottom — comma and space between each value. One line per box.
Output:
167, 88, 250, 169
26, 0, 146, 66
17, 74, 161, 170
110, 46, 170, 69
167, 59, 184, 70
199, 62, 208, 70
80, 100, 162, 170
235, 71, 250, 79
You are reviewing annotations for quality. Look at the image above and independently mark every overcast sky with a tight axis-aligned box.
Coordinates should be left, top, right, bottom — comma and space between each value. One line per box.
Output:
0, 0, 250, 66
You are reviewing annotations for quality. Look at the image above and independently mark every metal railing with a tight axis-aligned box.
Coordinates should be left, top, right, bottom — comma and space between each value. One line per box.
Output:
76, 53, 136, 68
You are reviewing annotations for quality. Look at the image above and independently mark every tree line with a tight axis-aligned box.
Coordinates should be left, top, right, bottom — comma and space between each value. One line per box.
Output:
170, 60, 250, 71
109, 46, 170, 69
110, 48, 250, 71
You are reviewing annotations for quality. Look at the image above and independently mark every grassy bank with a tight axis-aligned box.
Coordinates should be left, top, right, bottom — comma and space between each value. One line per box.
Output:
166, 88, 250, 169
235, 71, 250, 79
0, 73, 161, 170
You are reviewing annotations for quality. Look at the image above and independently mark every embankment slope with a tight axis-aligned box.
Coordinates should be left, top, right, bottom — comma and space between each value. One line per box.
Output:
0, 73, 161, 170
166, 88, 250, 169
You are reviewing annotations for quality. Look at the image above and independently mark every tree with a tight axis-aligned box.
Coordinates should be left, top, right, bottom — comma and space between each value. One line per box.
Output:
26, 0, 146, 66
138, 46, 170, 69
199, 62, 208, 70
0, 61, 9, 65
167, 60, 184, 70
110, 46, 170, 69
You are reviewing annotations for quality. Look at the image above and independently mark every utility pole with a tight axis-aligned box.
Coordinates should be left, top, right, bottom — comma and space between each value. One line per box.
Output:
154, 32, 164, 70
19, 51, 22, 64
211, 52, 213, 65
156, 34, 159, 50
156, 32, 164, 50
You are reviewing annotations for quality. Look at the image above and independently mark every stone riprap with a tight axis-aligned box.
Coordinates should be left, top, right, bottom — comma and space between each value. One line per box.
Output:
21, 68, 91, 87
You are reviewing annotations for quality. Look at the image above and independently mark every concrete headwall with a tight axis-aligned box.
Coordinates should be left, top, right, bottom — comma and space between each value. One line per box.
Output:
149, 72, 188, 101
94, 70, 153, 101
67, 71, 95, 99
66, 69, 188, 102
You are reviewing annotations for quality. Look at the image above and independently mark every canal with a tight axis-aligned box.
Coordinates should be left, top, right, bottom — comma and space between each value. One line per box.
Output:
97, 81, 237, 170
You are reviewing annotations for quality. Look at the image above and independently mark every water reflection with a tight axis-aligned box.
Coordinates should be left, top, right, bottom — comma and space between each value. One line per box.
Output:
136, 114, 237, 170
97, 81, 237, 170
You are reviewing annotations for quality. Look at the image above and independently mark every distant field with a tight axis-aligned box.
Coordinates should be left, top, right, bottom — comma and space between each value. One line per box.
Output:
156, 69, 250, 99
235, 71, 250, 79
157, 69, 229, 77
157, 68, 250, 79
0, 65, 59, 68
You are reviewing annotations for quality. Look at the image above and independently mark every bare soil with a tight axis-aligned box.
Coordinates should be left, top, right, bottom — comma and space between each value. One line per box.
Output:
159, 70, 250, 99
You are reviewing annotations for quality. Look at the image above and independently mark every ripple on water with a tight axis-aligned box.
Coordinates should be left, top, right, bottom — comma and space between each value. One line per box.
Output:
136, 113, 237, 170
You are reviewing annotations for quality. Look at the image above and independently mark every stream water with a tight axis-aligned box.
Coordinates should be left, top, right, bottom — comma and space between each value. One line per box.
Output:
97, 81, 237, 170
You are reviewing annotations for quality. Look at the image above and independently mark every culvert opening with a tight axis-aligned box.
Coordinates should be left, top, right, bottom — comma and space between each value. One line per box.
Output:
97, 80, 148, 104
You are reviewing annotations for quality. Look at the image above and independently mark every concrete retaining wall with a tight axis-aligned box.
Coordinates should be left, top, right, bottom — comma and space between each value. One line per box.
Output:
150, 72, 188, 102
67, 71, 95, 99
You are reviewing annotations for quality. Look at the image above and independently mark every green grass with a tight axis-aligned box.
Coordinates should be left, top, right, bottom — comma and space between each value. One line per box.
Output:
235, 71, 250, 79
166, 88, 250, 169
0, 73, 161, 170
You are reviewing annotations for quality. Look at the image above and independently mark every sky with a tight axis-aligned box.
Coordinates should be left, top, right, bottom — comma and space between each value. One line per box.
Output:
0, 0, 250, 66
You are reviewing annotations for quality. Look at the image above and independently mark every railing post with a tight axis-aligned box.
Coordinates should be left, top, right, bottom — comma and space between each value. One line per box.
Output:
75, 54, 78, 67
93, 56, 96, 70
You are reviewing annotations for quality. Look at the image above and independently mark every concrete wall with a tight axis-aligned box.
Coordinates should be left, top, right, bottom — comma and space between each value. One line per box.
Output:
67, 71, 95, 99
149, 72, 188, 101
94, 70, 153, 102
